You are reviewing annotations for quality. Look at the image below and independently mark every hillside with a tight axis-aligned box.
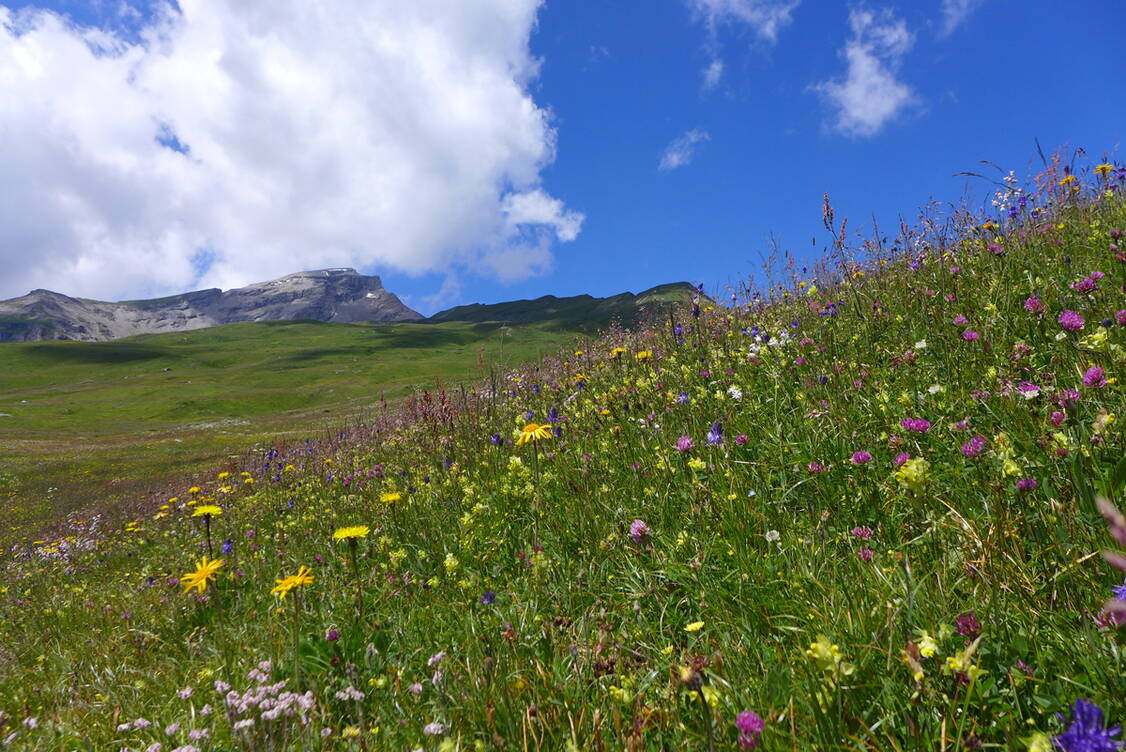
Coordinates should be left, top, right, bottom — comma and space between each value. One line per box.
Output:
1, 161, 1124, 750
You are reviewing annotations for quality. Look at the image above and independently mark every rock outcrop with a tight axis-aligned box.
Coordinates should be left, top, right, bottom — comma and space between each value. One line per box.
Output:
0, 269, 422, 342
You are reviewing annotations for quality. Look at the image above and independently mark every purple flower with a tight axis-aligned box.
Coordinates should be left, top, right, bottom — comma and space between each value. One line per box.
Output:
1016, 478, 1038, 493
1051, 410, 1067, 427
901, 418, 931, 433
220, 538, 234, 555
1059, 310, 1085, 332
735, 711, 765, 750
481, 590, 496, 605
1025, 295, 1045, 314
677, 391, 689, 404
735, 433, 749, 446
1083, 366, 1107, 388
1111, 580, 1126, 601
325, 629, 340, 642
857, 548, 874, 561
1072, 277, 1098, 293
962, 330, 981, 341
1054, 698, 1122, 752
955, 611, 981, 639
852, 526, 873, 539
706, 422, 724, 446
988, 242, 1004, 255
851, 450, 872, 465
894, 452, 911, 467
676, 436, 694, 452
953, 314, 969, 325
961, 436, 987, 458
1116, 310, 1126, 327
629, 519, 651, 545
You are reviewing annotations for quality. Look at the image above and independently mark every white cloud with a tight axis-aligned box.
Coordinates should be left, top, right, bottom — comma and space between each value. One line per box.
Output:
687, 0, 800, 43
702, 58, 724, 90
687, 0, 798, 93
0, 0, 582, 301
659, 129, 710, 171
813, 8, 917, 138
937, 0, 983, 37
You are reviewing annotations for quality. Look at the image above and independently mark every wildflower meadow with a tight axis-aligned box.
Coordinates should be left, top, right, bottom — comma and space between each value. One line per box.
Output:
1, 152, 1124, 750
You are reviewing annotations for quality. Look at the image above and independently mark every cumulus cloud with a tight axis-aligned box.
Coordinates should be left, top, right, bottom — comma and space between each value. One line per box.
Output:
937, 0, 984, 37
659, 129, 710, 171
702, 58, 724, 90
0, 0, 582, 301
813, 8, 917, 138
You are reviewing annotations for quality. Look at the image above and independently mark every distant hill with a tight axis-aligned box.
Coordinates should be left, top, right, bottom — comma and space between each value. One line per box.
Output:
429, 282, 702, 330
0, 269, 421, 342
0, 272, 703, 342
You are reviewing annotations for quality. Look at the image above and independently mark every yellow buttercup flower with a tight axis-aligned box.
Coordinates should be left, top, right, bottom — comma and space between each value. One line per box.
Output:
684, 621, 705, 632
192, 505, 222, 518
634, 350, 653, 361
610, 347, 627, 357
333, 525, 370, 541
271, 565, 314, 599
515, 423, 552, 446
180, 557, 224, 594
379, 492, 402, 504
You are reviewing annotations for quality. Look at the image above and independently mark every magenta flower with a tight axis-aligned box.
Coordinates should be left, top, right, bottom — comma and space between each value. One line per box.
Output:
894, 452, 911, 466
953, 314, 969, 325
1016, 478, 1038, 492
955, 611, 981, 639
851, 450, 873, 465
962, 330, 981, 341
734, 433, 749, 446
857, 548, 875, 561
961, 435, 987, 458
1051, 410, 1066, 427
1071, 276, 1097, 293
1083, 366, 1107, 388
1059, 310, 1085, 332
806, 461, 826, 474
1024, 294, 1045, 314
1116, 310, 1126, 327
675, 436, 694, 452
629, 519, 651, 545
901, 418, 931, 433
735, 711, 765, 750
851, 526, 873, 539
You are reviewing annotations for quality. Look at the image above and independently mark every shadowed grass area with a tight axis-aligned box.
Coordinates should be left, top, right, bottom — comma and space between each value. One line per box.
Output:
0, 319, 589, 543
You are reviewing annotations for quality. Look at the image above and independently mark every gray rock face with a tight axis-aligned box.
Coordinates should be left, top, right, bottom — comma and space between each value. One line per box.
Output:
0, 269, 422, 342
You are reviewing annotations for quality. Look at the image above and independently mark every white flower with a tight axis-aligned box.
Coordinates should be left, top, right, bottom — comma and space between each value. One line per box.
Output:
914, 339, 927, 350
727, 385, 743, 400
765, 530, 780, 543
424, 721, 448, 736
927, 385, 943, 394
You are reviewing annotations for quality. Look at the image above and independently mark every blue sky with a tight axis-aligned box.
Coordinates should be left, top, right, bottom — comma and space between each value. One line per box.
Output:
1, 0, 1124, 313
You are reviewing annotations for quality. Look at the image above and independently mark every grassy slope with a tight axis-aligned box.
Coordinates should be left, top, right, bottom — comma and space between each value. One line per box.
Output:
1, 168, 1124, 750
0, 319, 587, 543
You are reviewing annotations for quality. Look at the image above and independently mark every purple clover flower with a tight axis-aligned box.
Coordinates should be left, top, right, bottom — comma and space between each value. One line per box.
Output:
735, 711, 765, 750
1083, 366, 1107, 388
1016, 478, 1038, 493
1059, 310, 1085, 332
961, 436, 987, 458
629, 519, 651, 545
676, 436, 694, 452
901, 418, 931, 433
1025, 295, 1045, 314
851, 450, 873, 465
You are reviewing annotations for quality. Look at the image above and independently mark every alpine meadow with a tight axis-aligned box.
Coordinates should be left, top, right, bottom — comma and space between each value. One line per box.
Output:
1, 153, 1124, 751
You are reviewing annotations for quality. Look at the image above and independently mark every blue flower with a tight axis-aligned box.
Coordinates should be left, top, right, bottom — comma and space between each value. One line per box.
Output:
1112, 580, 1126, 601
480, 590, 496, 605
1055, 698, 1123, 752
676, 391, 689, 405
220, 538, 234, 555
706, 422, 723, 446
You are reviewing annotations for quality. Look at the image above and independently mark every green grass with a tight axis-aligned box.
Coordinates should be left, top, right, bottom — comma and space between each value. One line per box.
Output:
0, 158, 1124, 750
0, 319, 588, 543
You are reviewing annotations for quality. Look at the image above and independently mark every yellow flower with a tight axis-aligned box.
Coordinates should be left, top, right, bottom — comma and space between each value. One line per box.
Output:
379, 491, 402, 504
271, 565, 314, 599
684, 621, 705, 632
188, 486, 201, 494
1094, 163, 1113, 176
217, 472, 230, 480
894, 457, 931, 493
1059, 174, 1077, 186
610, 347, 626, 357
634, 350, 653, 361
687, 457, 707, 471
333, 525, 371, 541
192, 505, 222, 518
916, 630, 939, 658
515, 423, 552, 446
180, 557, 224, 594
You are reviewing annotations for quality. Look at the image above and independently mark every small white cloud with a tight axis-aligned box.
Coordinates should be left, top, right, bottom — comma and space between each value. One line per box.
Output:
702, 58, 724, 89
687, 0, 800, 43
659, 129, 710, 171
937, 0, 984, 37
813, 8, 917, 138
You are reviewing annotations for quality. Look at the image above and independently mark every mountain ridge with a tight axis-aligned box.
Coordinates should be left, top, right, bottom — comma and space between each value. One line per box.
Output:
0, 271, 700, 342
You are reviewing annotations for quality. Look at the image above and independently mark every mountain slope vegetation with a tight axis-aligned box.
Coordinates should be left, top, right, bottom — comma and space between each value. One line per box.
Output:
1, 157, 1124, 750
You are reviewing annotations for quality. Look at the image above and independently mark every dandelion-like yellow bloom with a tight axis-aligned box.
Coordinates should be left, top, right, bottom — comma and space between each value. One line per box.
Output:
634, 350, 653, 361
610, 347, 626, 357
333, 525, 371, 541
379, 492, 402, 504
515, 423, 552, 446
1095, 163, 1113, 176
192, 505, 222, 518
181, 557, 224, 594
271, 565, 314, 599
188, 486, 201, 494
1059, 175, 1077, 186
